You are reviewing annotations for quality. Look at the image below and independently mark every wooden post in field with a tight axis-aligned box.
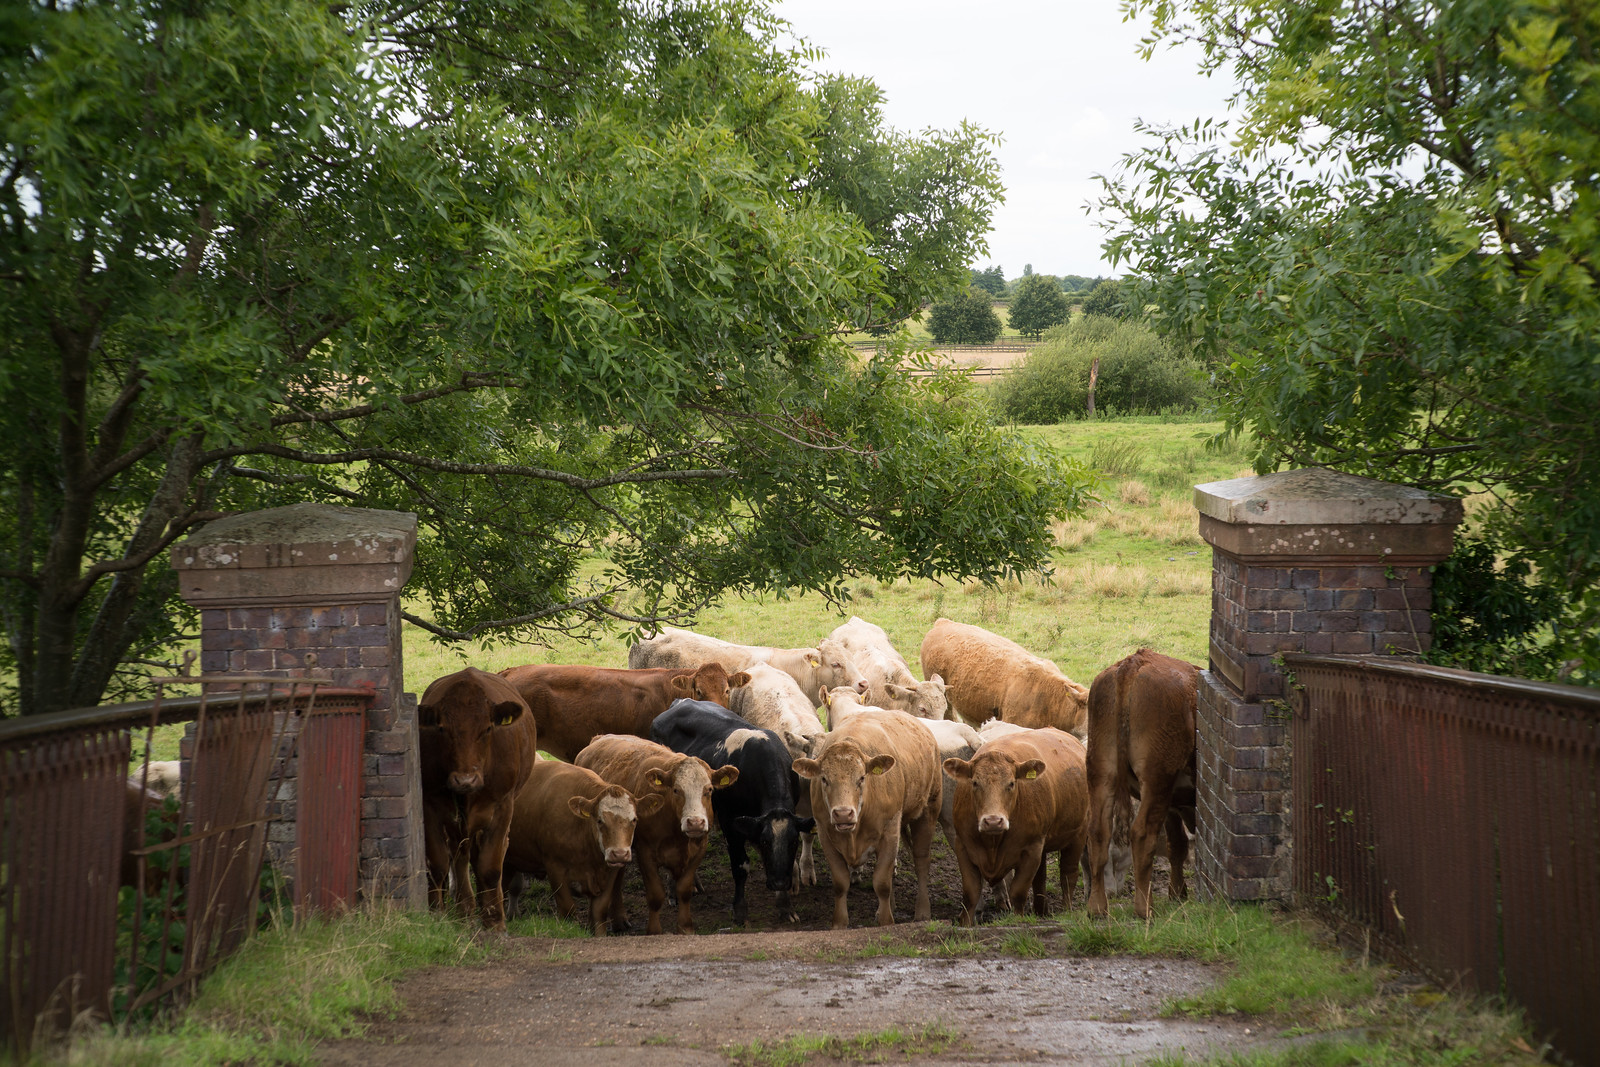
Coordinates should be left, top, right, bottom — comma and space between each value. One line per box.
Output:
1086, 357, 1100, 417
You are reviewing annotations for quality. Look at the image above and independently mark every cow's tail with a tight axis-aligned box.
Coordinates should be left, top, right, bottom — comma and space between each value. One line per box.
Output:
1110, 659, 1135, 851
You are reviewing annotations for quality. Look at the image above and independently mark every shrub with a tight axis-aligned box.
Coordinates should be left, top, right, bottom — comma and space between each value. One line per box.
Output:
926, 286, 1002, 344
992, 316, 1205, 423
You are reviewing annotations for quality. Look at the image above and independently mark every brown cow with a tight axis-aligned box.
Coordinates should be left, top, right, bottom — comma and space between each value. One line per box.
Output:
498, 661, 733, 762
417, 666, 538, 931
502, 758, 664, 935
920, 618, 1089, 737
575, 734, 739, 934
1084, 649, 1200, 919
792, 710, 941, 929
943, 727, 1089, 926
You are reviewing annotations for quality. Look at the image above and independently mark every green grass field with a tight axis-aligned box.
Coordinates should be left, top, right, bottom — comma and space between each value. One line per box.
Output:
404, 417, 1255, 692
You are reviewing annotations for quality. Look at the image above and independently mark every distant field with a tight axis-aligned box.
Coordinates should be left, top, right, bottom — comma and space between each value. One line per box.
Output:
405, 417, 1254, 692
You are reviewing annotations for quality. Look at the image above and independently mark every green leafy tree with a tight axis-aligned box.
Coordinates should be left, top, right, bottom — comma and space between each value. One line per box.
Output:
1102, 0, 1600, 680
0, 0, 1090, 715
1079, 278, 1126, 319
1007, 274, 1072, 338
926, 287, 1003, 345
970, 265, 1007, 297
993, 317, 1204, 423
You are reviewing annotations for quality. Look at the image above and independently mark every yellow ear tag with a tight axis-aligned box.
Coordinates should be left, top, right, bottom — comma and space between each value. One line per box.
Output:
870, 765, 887, 775
580, 809, 592, 819
807, 655, 820, 667
1024, 769, 1039, 780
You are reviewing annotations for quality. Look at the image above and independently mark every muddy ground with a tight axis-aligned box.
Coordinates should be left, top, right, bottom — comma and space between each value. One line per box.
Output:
318, 832, 1276, 1065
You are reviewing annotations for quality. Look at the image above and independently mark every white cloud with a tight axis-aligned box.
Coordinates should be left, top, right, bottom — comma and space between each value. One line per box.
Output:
775, 0, 1238, 276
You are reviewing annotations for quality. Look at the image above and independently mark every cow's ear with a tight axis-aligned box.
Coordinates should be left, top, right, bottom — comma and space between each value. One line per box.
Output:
671, 675, 692, 693
646, 769, 670, 789
866, 754, 896, 776
943, 757, 974, 781
885, 683, 909, 700
792, 757, 821, 779
817, 686, 831, 709
634, 793, 665, 818
569, 796, 597, 819
805, 652, 821, 668
728, 671, 751, 688
417, 704, 439, 728
1016, 759, 1046, 782
491, 701, 524, 727
795, 816, 817, 833
712, 766, 740, 789
732, 815, 763, 838
929, 674, 945, 687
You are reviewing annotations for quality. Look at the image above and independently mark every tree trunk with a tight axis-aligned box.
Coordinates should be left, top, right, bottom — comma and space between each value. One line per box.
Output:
1087, 357, 1100, 418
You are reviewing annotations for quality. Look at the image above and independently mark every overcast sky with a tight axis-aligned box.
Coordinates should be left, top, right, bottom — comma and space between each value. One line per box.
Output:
774, 0, 1240, 280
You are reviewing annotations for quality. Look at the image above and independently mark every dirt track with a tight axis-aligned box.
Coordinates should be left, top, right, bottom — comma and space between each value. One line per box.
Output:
316, 925, 1276, 1066
316, 834, 1280, 1065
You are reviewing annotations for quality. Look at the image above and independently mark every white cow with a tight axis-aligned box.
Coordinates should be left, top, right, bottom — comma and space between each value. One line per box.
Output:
829, 616, 948, 720
630, 627, 867, 705
728, 663, 827, 885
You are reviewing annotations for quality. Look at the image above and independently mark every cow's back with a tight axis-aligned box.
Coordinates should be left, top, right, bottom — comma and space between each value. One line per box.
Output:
650, 699, 796, 817
505, 759, 607, 872
631, 628, 758, 672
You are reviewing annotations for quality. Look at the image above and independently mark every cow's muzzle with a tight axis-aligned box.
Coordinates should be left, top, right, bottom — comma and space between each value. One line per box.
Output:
604, 848, 632, 867
979, 814, 1009, 835
682, 816, 709, 837
830, 807, 858, 832
447, 771, 483, 794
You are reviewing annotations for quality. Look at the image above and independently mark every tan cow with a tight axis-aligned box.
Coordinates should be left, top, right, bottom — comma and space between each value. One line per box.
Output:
503, 757, 664, 935
575, 734, 739, 934
943, 727, 1089, 926
792, 710, 941, 929
629, 626, 867, 705
920, 618, 1089, 737
418, 666, 538, 930
1084, 649, 1200, 919
828, 615, 949, 719
498, 661, 733, 762
820, 685, 980, 851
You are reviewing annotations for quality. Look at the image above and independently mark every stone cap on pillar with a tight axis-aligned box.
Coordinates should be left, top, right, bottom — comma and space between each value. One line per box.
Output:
1194, 468, 1462, 564
172, 503, 418, 606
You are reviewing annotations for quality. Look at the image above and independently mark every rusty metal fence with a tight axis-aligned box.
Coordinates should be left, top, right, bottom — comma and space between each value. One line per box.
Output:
0, 678, 372, 1057
1286, 653, 1600, 1065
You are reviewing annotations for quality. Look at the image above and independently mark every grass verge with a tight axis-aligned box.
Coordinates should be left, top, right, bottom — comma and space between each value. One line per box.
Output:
47, 908, 492, 1067
725, 1022, 958, 1066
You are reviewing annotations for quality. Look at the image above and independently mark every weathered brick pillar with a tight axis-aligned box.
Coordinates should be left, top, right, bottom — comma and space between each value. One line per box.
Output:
1192, 468, 1461, 902
171, 503, 426, 909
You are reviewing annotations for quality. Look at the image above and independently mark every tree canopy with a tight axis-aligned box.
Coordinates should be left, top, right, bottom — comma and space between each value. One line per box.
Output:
0, 0, 1092, 715
926, 287, 1004, 345
1101, 0, 1600, 680
1007, 274, 1072, 338
970, 265, 1007, 297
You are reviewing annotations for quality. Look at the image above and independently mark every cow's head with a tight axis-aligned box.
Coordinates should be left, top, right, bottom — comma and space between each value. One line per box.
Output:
671, 661, 734, 708
943, 748, 1045, 836
793, 739, 893, 835
882, 676, 949, 720
644, 755, 738, 839
417, 667, 530, 795
809, 638, 868, 695
731, 808, 815, 891
569, 785, 664, 867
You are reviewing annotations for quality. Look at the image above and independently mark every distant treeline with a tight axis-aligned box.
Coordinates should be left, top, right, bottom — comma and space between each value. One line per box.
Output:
969, 265, 1104, 299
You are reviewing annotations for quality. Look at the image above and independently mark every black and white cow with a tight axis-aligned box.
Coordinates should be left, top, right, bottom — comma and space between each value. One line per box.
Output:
650, 698, 815, 923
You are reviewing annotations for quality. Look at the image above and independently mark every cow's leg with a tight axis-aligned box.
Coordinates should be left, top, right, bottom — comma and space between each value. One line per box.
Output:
726, 833, 750, 924
549, 864, 578, 920
674, 863, 699, 934
637, 847, 668, 935
1166, 804, 1191, 902
871, 817, 903, 927
1084, 763, 1118, 917
423, 796, 454, 912
608, 864, 631, 933
797, 794, 817, 886
590, 879, 610, 936
467, 798, 515, 931
824, 836, 853, 930
1061, 837, 1083, 911
952, 838, 983, 927
1010, 842, 1044, 915
1130, 775, 1176, 920
908, 812, 935, 923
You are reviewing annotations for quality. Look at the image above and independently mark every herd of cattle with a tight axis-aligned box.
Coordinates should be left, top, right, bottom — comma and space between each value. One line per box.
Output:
417, 617, 1202, 936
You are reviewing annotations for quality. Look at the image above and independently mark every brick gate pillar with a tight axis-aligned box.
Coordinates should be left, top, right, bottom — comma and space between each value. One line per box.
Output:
1192, 468, 1461, 902
171, 503, 425, 909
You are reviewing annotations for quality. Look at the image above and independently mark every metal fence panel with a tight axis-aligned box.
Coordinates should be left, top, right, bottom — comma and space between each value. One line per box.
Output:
1287, 654, 1600, 1066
